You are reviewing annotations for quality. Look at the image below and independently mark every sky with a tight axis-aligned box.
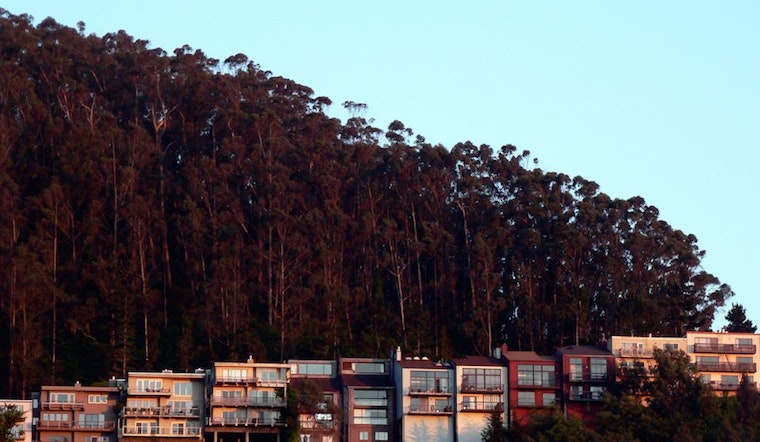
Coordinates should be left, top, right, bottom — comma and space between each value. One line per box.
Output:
4, 1, 759, 330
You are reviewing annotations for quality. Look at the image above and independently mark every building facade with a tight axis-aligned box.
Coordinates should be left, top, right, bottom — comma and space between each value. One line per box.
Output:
34, 382, 120, 442
451, 356, 507, 442
121, 370, 205, 442
502, 350, 559, 427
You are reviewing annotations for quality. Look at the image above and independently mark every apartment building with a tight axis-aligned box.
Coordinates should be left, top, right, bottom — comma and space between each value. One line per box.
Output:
555, 345, 615, 427
391, 348, 454, 442
206, 359, 290, 442
451, 355, 506, 442
34, 382, 120, 442
502, 350, 559, 427
686, 331, 759, 394
1, 400, 33, 442
339, 358, 394, 442
121, 370, 205, 442
289, 360, 341, 442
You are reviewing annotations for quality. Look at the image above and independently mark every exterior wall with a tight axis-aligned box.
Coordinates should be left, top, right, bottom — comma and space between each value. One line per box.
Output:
122, 371, 205, 442
452, 358, 507, 442
393, 355, 454, 442
556, 346, 614, 427
340, 358, 394, 442
205, 360, 289, 442
36, 384, 119, 442
289, 360, 340, 442
2, 399, 33, 442
686, 331, 760, 394
607, 335, 687, 375
504, 352, 560, 427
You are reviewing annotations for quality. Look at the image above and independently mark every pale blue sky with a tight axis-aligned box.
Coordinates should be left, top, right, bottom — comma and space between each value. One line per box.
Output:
5, 1, 759, 329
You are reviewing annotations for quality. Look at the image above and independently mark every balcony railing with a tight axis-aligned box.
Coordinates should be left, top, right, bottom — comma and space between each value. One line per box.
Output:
618, 347, 654, 358
460, 383, 504, 394
694, 343, 756, 354
121, 426, 201, 436
36, 421, 116, 431
569, 391, 605, 401
210, 397, 285, 407
41, 402, 85, 410
207, 417, 286, 427
215, 376, 255, 385
299, 420, 336, 430
408, 405, 453, 415
708, 381, 757, 391
695, 362, 756, 373
408, 387, 451, 396
122, 406, 201, 418
128, 387, 172, 395
458, 401, 503, 412
568, 372, 610, 382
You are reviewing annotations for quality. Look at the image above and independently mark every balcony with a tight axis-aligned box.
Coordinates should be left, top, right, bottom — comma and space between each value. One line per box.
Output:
122, 406, 201, 418
460, 383, 504, 394
458, 401, 503, 413
207, 417, 286, 427
408, 405, 453, 415
215, 376, 255, 385
210, 397, 285, 408
41, 402, 85, 410
569, 391, 605, 402
121, 426, 201, 437
709, 381, 757, 391
408, 387, 452, 396
36, 421, 116, 431
695, 362, 756, 373
128, 387, 172, 396
568, 372, 610, 382
618, 347, 654, 358
694, 343, 756, 354
299, 420, 336, 430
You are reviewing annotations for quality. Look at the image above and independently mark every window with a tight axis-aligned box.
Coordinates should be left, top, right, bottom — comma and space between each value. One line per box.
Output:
737, 357, 753, 364
663, 343, 679, 351
354, 390, 387, 407
127, 399, 156, 409
300, 435, 313, 442
352, 362, 385, 373
79, 414, 104, 429
517, 391, 535, 406
462, 368, 501, 390
375, 431, 389, 441
258, 369, 281, 381
174, 382, 192, 396
136, 379, 163, 392
49, 437, 69, 442
222, 369, 246, 380
621, 342, 644, 355
353, 408, 387, 425
590, 358, 607, 380
737, 338, 753, 347
570, 385, 584, 400
136, 422, 149, 435
590, 386, 605, 400
696, 337, 718, 344
172, 423, 185, 435
169, 400, 192, 412
88, 395, 108, 404
294, 363, 334, 376
222, 411, 246, 421
516, 364, 555, 387
410, 371, 450, 393
542, 392, 556, 407
49, 393, 74, 403
721, 375, 740, 386
359, 432, 369, 441
43, 413, 68, 422
569, 358, 584, 381
462, 396, 477, 410
701, 374, 712, 383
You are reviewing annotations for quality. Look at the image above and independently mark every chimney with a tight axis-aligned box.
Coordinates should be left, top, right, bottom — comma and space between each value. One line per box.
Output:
395, 346, 401, 361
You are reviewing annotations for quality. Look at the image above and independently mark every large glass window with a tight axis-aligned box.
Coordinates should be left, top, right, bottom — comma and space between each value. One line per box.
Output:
590, 358, 607, 380
49, 393, 74, 403
294, 363, 333, 376
569, 358, 583, 381
462, 368, 501, 390
410, 371, 450, 393
173, 382, 192, 396
516, 364, 555, 386
354, 390, 387, 407
136, 379, 163, 392
353, 362, 385, 373
353, 408, 387, 425
79, 414, 104, 429
542, 392, 556, 407
517, 391, 535, 406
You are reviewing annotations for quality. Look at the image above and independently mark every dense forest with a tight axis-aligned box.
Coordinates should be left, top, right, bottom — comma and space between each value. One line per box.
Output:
0, 10, 733, 399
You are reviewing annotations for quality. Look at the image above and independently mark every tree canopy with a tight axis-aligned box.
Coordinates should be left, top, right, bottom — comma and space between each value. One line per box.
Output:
0, 10, 733, 398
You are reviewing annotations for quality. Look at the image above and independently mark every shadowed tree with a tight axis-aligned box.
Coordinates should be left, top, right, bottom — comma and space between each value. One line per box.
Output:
725, 303, 757, 333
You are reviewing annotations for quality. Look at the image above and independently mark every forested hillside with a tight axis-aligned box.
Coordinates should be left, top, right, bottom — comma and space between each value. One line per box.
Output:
0, 10, 732, 398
